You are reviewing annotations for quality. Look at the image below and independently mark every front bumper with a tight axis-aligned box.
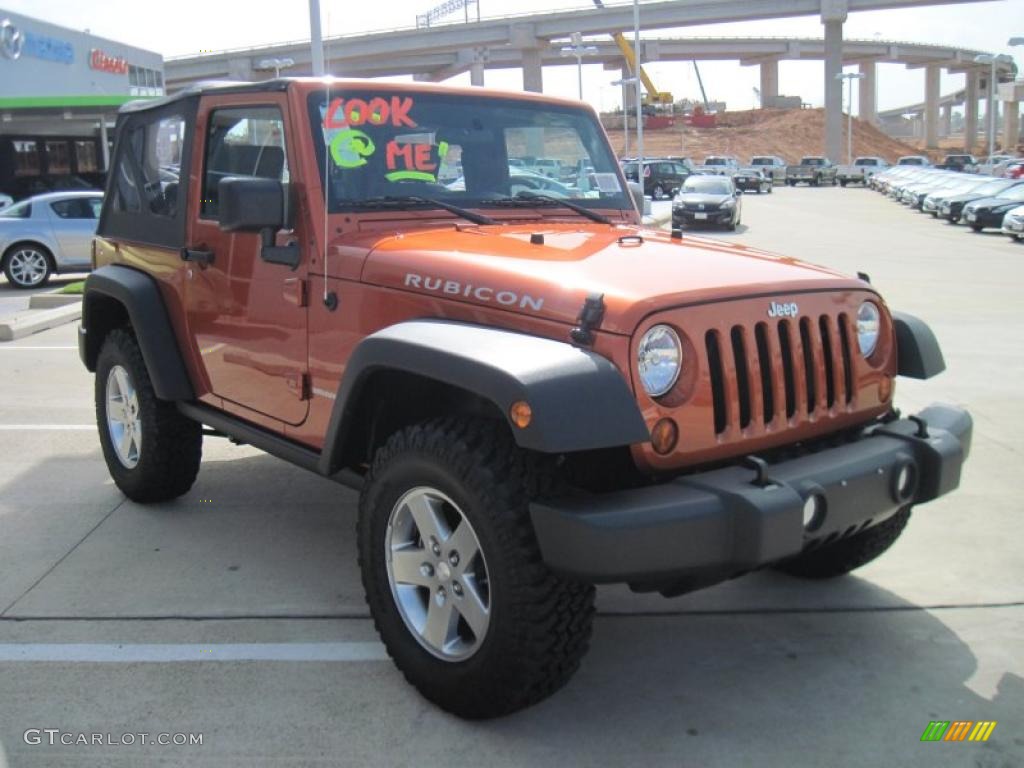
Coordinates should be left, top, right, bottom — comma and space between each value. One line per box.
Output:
673, 208, 734, 225
531, 405, 971, 590
1003, 216, 1024, 236
964, 210, 1006, 228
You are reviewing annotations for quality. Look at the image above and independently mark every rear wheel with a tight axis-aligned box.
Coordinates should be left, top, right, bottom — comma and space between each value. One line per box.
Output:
776, 507, 911, 579
652, 184, 666, 200
3, 243, 52, 289
970, 224, 983, 232
358, 418, 595, 719
95, 328, 202, 502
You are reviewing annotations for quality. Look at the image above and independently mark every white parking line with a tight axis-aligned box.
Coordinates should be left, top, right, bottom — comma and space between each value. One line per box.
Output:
0, 425, 93, 430
0, 642, 388, 663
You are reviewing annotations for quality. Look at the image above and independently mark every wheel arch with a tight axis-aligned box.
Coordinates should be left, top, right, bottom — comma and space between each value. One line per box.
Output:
319, 320, 650, 476
80, 264, 194, 401
3, 239, 56, 271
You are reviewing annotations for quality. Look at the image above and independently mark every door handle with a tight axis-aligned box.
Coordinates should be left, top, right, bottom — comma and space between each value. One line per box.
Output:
181, 247, 215, 266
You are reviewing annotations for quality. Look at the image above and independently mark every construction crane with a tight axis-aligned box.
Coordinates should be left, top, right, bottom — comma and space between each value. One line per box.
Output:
591, 0, 672, 107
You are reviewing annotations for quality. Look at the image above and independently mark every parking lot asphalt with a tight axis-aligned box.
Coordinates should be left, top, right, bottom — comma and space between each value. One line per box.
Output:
0, 186, 1021, 768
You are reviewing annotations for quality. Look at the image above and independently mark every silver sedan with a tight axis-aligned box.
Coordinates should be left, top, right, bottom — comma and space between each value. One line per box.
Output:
0, 190, 103, 289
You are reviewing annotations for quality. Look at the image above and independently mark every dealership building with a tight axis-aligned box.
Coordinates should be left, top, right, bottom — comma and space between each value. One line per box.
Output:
0, 8, 163, 199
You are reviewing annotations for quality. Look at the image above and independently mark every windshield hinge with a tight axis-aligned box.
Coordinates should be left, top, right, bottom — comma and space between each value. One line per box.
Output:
570, 293, 606, 347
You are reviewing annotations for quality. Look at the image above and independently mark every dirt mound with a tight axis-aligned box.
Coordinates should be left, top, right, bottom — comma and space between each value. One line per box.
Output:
606, 107, 922, 164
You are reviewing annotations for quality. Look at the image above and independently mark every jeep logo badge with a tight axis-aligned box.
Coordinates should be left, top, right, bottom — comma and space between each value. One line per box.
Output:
767, 301, 798, 318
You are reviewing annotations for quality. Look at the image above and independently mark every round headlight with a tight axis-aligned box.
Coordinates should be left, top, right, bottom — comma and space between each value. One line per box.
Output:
856, 301, 881, 358
638, 325, 682, 397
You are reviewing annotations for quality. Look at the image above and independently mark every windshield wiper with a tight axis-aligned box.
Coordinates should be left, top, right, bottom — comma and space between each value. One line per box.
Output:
481, 191, 613, 224
348, 195, 497, 226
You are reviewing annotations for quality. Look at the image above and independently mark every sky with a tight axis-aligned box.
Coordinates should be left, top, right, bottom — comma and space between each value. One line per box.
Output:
3, 0, 1022, 115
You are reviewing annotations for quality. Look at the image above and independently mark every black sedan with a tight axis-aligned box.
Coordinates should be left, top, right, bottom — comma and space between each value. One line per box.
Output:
732, 167, 772, 194
672, 175, 742, 230
940, 178, 1024, 223
962, 184, 1024, 231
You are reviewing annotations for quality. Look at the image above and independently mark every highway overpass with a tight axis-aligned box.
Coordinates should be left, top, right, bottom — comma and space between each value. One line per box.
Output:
164, 0, 1009, 158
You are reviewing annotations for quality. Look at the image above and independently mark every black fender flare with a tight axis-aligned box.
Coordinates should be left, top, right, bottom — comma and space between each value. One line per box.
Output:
80, 264, 194, 401
892, 311, 946, 380
319, 320, 650, 474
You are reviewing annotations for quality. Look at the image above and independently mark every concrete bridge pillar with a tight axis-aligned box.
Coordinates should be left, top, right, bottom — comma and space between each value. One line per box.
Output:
822, 17, 844, 160
858, 61, 877, 125
941, 104, 952, 137
470, 63, 484, 87
999, 81, 1024, 150
924, 64, 941, 149
964, 69, 979, 152
521, 48, 543, 93
759, 59, 779, 106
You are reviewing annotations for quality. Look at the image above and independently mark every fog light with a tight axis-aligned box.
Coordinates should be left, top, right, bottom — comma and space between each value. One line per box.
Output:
650, 418, 678, 455
894, 463, 917, 501
509, 401, 532, 429
803, 494, 826, 531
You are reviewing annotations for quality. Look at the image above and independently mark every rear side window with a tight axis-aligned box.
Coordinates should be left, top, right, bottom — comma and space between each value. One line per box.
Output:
112, 116, 184, 218
50, 197, 101, 219
99, 99, 195, 248
201, 106, 289, 218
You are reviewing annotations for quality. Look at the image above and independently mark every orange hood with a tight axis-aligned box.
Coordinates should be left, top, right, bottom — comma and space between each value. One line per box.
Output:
356, 222, 869, 335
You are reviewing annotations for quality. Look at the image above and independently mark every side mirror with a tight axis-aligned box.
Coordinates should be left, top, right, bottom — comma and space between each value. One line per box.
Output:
217, 177, 300, 269
218, 177, 285, 232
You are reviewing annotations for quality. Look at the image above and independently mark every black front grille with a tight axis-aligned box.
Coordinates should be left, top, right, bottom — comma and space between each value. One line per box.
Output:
706, 312, 857, 435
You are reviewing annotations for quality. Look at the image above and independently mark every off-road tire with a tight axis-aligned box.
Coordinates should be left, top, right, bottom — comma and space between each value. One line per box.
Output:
358, 417, 595, 719
775, 506, 912, 579
95, 328, 202, 502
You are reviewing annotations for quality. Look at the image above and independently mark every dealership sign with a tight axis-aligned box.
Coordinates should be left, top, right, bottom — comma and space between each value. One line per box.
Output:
0, 18, 73, 64
90, 48, 128, 74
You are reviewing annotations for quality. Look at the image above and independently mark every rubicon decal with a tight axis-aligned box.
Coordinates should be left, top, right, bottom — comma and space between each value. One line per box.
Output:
404, 273, 544, 311
920, 721, 997, 742
767, 301, 799, 318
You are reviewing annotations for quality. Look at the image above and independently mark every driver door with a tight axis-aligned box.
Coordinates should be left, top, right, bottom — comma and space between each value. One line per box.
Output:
183, 96, 309, 427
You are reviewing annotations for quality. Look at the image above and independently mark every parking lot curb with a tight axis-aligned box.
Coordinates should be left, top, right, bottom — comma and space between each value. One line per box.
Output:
28, 292, 82, 310
0, 302, 81, 342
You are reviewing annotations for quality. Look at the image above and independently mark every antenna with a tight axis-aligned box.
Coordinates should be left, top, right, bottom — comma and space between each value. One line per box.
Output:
322, 10, 335, 309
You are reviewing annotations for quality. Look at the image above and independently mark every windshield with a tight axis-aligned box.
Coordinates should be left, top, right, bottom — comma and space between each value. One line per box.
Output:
750, 157, 772, 165
974, 180, 1019, 197
802, 158, 825, 165
704, 157, 729, 165
309, 90, 629, 213
998, 184, 1024, 202
682, 178, 732, 195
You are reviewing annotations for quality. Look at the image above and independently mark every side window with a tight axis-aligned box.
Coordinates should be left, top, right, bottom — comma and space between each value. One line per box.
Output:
201, 107, 288, 218
50, 198, 98, 219
111, 115, 185, 218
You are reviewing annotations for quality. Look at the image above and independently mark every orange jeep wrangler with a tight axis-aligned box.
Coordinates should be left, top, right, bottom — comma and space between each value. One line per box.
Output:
80, 79, 971, 718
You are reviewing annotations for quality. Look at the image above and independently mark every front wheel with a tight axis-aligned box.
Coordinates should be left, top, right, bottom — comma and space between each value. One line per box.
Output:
3, 244, 52, 289
775, 507, 911, 579
358, 418, 595, 719
95, 328, 202, 502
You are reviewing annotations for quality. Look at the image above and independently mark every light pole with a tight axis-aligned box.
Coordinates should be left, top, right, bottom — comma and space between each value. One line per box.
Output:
836, 72, 865, 164
559, 33, 598, 100
256, 57, 295, 78
308, 0, 325, 76
973, 53, 1014, 163
611, 75, 638, 156
632, 0, 643, 170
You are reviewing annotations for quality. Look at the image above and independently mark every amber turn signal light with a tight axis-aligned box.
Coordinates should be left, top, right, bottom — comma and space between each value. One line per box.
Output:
651, 418, 678, 455
509, 400, 533, 429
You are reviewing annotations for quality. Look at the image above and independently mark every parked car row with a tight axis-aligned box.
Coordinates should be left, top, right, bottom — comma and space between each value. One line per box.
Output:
0, 190, 103, 288
868, 165, 1024, 241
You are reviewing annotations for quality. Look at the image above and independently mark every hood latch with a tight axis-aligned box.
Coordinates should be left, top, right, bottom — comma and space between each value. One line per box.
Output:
570, 292, 605, 346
